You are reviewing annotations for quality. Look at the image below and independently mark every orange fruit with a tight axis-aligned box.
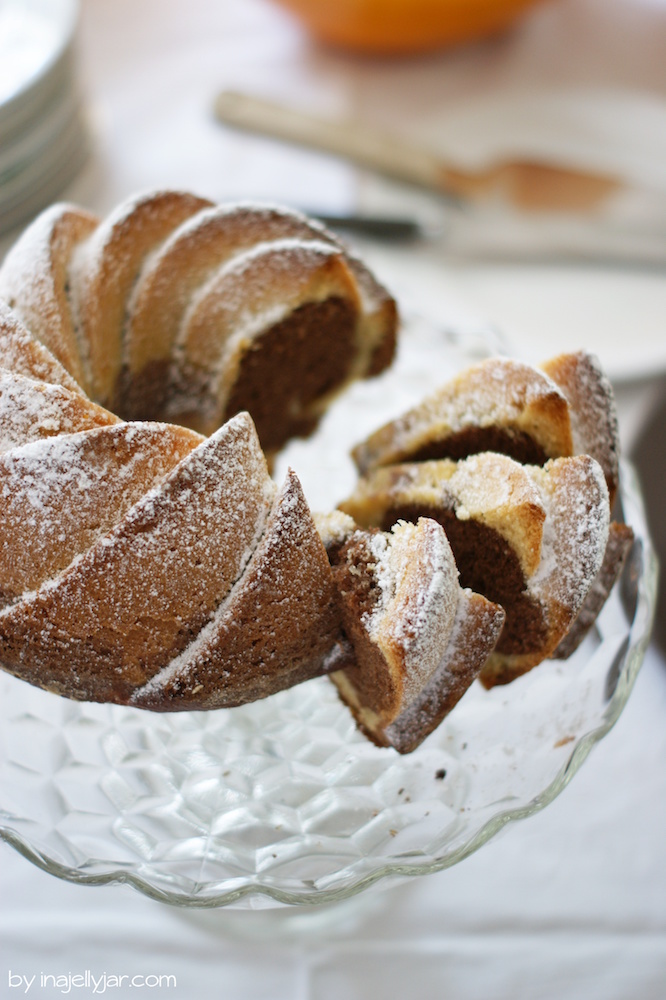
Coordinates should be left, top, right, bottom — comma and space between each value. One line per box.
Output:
273, 0, 542, 55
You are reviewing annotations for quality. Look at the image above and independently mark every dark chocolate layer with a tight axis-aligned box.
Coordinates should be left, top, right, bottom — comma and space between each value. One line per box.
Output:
330, 532, 400, 729
405, 426, 549, 466
381, 505, 549, 657
223, 296, 357, 454
114, 358, 172, 423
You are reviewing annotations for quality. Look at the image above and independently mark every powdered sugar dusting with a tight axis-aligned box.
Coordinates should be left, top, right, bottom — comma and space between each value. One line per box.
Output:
0, 301, 84, 395
133, 466, 333, 706
384, 590, 504, 752
528, 456, 609, 612
363, 529, 392, 628
69, 190, 212, 402
0, 368, 117, 453
386, 520, 460, 708
448, 452, 513, 512
313, 510, 356, 550
541, 351, 620, 501
0, 422, 199, 601
0, 203, 98, 390
363, 520, 460, 709
0, 413, 275, 692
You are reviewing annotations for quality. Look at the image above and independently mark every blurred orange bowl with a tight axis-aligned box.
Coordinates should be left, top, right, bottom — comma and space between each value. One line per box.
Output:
272, 0, 543, 55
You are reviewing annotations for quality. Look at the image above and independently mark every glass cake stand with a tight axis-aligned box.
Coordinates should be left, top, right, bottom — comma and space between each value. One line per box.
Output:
0, 318, 658, 910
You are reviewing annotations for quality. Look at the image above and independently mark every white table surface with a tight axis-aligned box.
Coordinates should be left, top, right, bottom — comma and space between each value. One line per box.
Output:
1, 0, 665, 996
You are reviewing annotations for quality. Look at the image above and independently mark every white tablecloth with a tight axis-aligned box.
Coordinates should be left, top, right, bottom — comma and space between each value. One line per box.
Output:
1, 0, 665, 996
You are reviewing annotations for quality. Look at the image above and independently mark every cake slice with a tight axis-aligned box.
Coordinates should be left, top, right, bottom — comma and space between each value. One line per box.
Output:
350, 352, 630, 659
340, 452, 610, 685
352, 357, 573, 476
351, 351, 621, 500
324, 517, 504, 753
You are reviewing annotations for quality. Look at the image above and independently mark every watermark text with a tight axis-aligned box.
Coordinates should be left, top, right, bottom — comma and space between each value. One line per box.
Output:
8, 971, 177, 994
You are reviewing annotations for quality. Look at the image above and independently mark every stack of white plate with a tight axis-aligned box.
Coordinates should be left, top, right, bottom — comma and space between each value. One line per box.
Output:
0, 0, 88, 237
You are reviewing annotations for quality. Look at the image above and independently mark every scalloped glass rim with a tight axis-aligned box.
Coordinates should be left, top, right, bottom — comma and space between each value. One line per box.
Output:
0, 325, 658, 910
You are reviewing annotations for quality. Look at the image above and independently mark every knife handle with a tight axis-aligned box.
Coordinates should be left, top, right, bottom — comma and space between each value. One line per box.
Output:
215, 89, 451, 195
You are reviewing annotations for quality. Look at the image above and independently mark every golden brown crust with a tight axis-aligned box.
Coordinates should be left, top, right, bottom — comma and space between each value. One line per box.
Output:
0, 414, 274, 703
0, 369, 119, 454
0, 196, 397, 454
72, 190, 213, 407
0, 301, 84, 395
552, 520, 634, 659
539, 351, 620, 505
133, 469, 343, 710
479, 455, 610, 685
0, 422, 201, 605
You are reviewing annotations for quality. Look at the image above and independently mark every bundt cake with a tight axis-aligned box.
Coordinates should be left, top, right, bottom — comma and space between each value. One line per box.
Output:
0, 190, 634, 752
348, 352, 632, 659
339, 452, 611, 686
318, 512, 504, 753
0, 192, 397, 460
